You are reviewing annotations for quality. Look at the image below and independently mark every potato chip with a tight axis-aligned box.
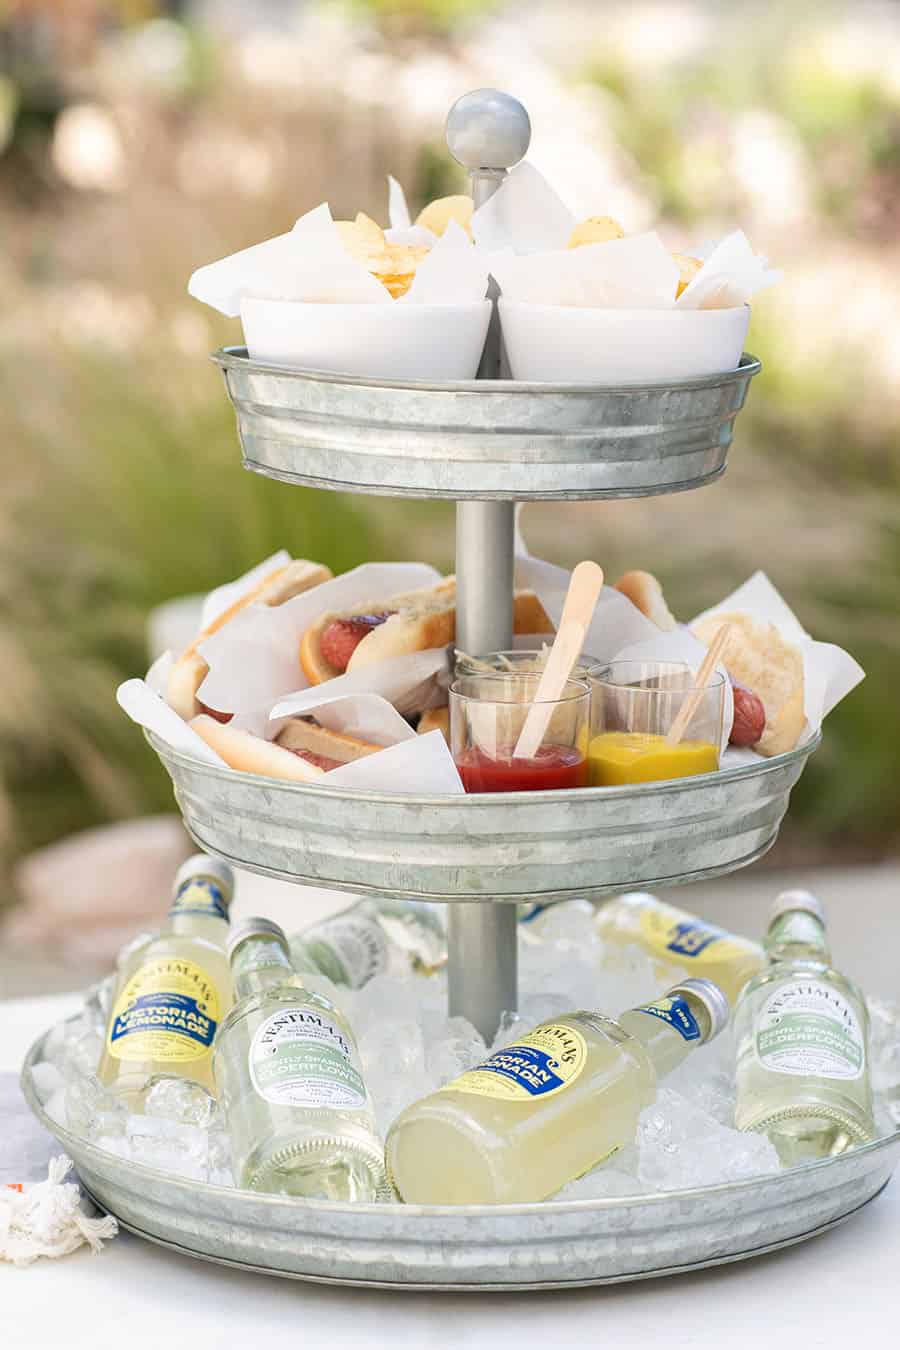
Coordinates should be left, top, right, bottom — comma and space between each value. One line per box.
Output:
415, 195, 473, 239
567, 216, 625, 249
673, 252, 702, 297
335, 212, 387, 263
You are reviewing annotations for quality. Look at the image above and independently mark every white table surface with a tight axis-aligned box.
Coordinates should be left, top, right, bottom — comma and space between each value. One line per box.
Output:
4, 864, 900, 1350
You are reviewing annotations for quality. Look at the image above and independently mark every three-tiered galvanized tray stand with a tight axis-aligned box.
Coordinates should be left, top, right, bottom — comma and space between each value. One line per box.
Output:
22, 89, 900, 1289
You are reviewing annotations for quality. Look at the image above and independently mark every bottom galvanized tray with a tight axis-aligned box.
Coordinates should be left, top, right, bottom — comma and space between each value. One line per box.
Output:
22, 1024, 899, 1290
148, 732, 820, 904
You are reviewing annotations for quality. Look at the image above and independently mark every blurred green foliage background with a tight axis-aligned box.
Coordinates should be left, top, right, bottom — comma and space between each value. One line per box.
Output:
1, 0, 899, 891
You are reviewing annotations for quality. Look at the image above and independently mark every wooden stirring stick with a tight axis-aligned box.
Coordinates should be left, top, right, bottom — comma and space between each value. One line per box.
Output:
513, 561, 605, 761
665, 623, 731, 747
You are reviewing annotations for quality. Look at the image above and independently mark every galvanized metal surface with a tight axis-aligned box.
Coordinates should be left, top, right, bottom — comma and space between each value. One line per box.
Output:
212, 348, 761, 501
148, 730, 818, 904
21, 1026, 899, 1289
453, 498, 518, 1034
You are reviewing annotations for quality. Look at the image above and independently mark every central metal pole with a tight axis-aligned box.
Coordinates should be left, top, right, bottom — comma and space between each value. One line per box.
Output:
450, 501, 518, 1041
444, 89, 532, 1041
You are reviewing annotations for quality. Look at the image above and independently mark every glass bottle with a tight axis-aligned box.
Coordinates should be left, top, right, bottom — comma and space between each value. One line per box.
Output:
213, 917, 388, 1200
289, 898, 446, 989
734, 890, 874, 1164
98, 854, 234, 1108
385, 978, 729, 1204
593, 891, 765, 1005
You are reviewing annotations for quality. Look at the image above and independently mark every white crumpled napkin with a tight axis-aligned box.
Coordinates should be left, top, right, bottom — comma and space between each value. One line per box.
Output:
189, 197, 488, 313
1, 1157, 118, 1266
474, 162, 778, 311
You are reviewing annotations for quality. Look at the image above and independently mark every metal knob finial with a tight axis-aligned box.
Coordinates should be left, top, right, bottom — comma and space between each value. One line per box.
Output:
446, 89, 531, 172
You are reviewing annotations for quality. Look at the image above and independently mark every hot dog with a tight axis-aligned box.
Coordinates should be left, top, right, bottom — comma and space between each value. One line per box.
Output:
191, 714, 384, 781
299, 578, 554, 685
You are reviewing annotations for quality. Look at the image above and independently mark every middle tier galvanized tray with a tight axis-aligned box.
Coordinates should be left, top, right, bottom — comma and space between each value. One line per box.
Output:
148, 731, 818, 903
213, 347, 761, 501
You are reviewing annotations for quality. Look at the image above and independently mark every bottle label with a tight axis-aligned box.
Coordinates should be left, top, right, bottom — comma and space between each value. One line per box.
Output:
107, 957, 220, 1063
755, 979, 866, 1080
638, 907, 747, 964
441, 1022, 587, 1102
249, 1007, 368, 1109
633, 994, 702, 1041
171, 878, 228, 922
306, 915, 390, 989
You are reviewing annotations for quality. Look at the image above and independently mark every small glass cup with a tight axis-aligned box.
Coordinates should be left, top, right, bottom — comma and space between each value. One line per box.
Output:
586, 660, 725, 787
454, 648, 600, 681
449, 672, 591, 794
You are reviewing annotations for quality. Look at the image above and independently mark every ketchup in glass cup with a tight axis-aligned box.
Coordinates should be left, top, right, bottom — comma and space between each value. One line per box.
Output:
449, 673, 590, 795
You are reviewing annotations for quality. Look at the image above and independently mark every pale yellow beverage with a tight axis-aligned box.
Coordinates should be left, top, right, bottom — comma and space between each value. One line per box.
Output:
385, 979, 728, 1205
98, 855, 235, 1108
594, 891, 765, 1006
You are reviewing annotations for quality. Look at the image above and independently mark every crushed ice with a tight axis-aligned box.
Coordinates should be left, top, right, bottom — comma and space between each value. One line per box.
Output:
35, 901, 900, 1201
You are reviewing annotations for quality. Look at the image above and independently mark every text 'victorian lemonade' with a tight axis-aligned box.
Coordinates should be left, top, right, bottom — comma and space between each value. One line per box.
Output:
98, 855, 235, 1107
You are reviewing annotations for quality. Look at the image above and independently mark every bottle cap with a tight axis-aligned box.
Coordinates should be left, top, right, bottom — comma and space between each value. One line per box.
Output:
226, 915, 288, 961
173, 853, 235, 905
668, 978, 730, 1042
769, 889, 826, 925
618, 892, 659, 907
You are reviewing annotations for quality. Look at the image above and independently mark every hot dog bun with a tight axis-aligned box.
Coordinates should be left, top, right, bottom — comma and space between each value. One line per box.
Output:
614, 571, 678, 631
191, 715, 325, 782
299, 578, 553, 685
417, 706, 449, 744
691, 611, 806, 757
168, 559, 332, 721
275, 718, 382, 766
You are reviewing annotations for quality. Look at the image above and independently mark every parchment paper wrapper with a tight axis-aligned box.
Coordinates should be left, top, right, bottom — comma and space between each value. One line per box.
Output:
190, 199, 488, 314
677, 231, 782, 310
490, 234, 680, 309
116, 677, 227, 766
691, 571, 864, 748
196, 561, 442, 719
474, 162, 779, 312
189, 204, 390, 313
269, 688, 462, 793
272, 649, 449, 722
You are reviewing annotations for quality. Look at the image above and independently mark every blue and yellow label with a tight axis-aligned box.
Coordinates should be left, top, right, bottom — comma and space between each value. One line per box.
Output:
634, 994, 701, 1041
106, 957, 220, 1063
171, 878, 229, 922
664, 919, 724, 958
441, 1022, 587, 1102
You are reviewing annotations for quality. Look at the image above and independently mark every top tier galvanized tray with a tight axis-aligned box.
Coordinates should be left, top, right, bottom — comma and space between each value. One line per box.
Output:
213, 348, 761, 501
